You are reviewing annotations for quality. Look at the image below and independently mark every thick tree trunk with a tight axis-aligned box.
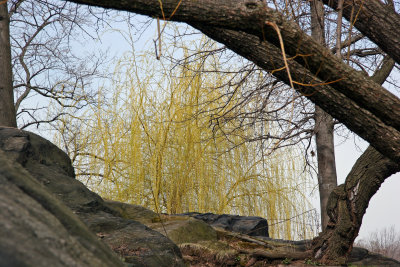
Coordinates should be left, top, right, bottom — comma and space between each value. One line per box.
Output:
310, 0, 338, 229
311, 56, 396, 264
315, 107, 337, 229
0, 2, 17, 127
311, 146, 400, 264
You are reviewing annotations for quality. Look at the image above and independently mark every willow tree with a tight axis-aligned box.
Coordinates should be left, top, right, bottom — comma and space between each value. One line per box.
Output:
55, 40, 317, 240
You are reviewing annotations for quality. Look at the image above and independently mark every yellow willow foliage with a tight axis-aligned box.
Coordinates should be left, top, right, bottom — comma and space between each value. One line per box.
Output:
60, 43, 317, 240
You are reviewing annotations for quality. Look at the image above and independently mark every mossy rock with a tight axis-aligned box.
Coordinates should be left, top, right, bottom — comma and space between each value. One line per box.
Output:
150, 217, 218, 244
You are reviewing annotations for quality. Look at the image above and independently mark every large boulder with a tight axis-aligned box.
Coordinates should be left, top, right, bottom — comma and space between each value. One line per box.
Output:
0, 127, 111, 213
0, 127, 184, 267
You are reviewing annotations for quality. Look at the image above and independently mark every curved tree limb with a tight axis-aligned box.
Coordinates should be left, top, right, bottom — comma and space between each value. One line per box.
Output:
64, 0, 400, 163
310, 55, 398, 264
194, 26, 400, 163
311, 146, 400, 264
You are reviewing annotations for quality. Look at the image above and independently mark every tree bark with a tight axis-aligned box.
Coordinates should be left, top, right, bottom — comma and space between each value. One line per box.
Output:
315, 107, 337, 229
0, 2, 16, 127
310, 55, 396, 264
310, 0, 338, 229
311, 146, 400, 264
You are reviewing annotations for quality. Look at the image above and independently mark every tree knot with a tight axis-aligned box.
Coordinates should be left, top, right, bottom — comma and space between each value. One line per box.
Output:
245, 1, 259, 10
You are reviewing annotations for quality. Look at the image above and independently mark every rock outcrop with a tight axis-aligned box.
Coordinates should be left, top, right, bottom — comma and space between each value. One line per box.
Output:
0, 137, 123, 266
0, 127, 184, 267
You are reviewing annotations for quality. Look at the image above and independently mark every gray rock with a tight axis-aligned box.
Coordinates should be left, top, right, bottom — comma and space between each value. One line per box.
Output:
0, 127, 185, 267
0, 127, 107, 213
79, 211, 183, 266
0, 127, 74, 177
0, 149, 124, 267
178, 212, 269, 237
